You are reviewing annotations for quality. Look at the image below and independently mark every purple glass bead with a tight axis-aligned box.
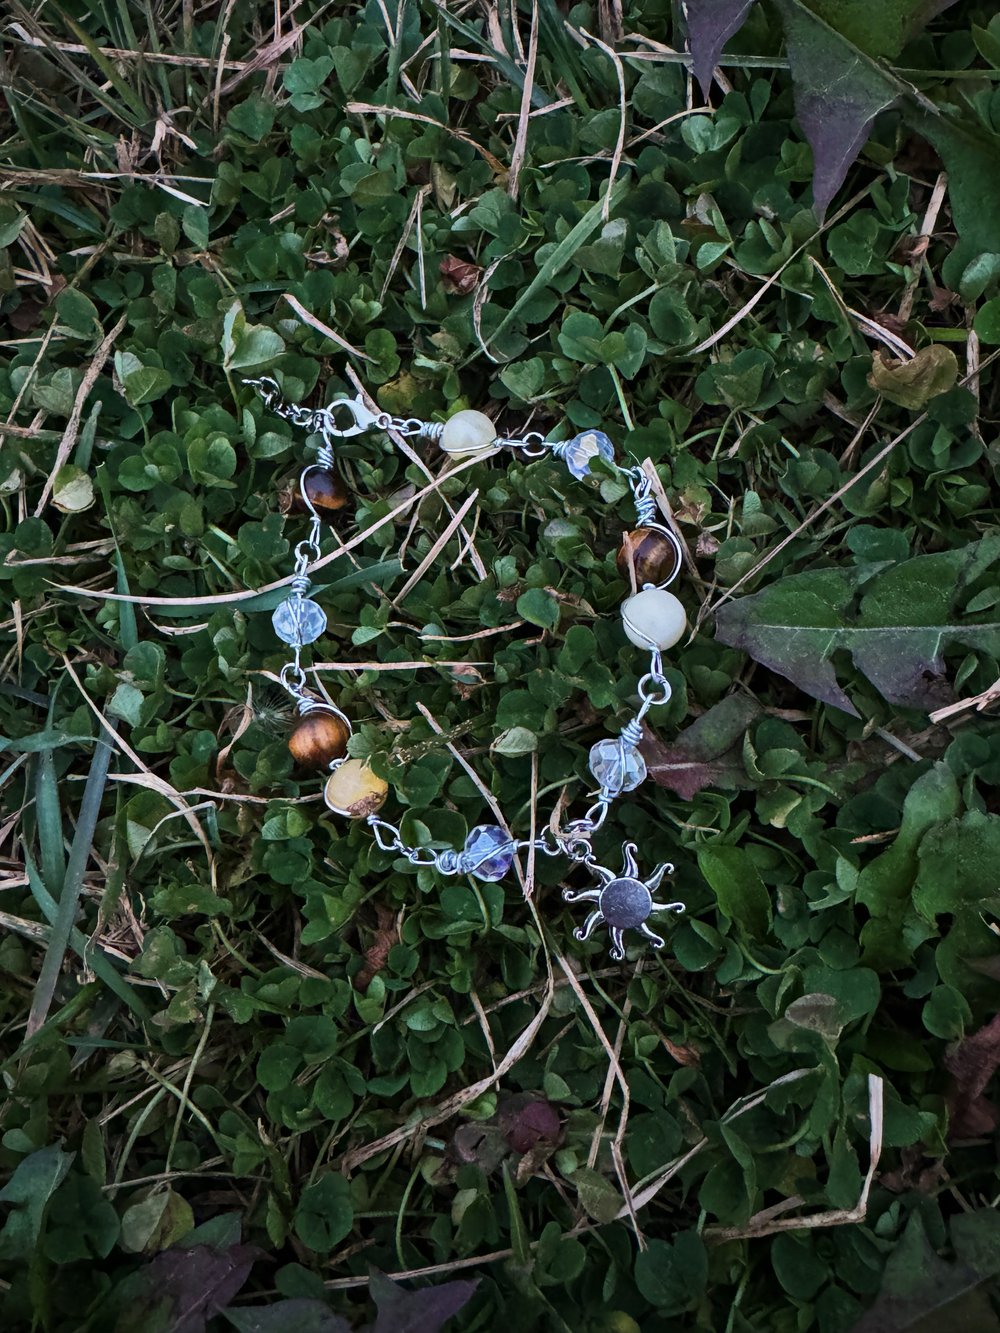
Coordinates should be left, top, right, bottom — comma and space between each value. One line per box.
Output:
462, 824, 514, 882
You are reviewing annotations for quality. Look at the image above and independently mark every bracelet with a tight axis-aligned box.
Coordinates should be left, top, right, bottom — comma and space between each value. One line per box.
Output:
246, 375, 689, 963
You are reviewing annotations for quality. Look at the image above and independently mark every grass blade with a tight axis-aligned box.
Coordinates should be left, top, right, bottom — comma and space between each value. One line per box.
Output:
23, 845, 150, 1023
430, 0, 549, 108
473, 177, 630, 359
25, 725, 147, 1035
34, 746, 66, 897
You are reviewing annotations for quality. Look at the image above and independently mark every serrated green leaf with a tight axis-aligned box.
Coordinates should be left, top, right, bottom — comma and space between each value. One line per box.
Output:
715, 539, 1000, 715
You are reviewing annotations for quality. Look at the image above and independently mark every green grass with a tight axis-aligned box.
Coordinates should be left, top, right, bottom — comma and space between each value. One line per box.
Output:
3, 1, 1000, 1330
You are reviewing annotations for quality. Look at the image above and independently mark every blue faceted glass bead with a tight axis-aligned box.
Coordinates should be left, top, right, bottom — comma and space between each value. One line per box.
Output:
462, 824, 514, 881
561, 429, 614, 480
272, 596, 327, 646
589, 738, 647, 795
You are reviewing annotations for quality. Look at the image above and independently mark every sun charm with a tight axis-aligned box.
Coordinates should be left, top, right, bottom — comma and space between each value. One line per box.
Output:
563, 841, 684, 961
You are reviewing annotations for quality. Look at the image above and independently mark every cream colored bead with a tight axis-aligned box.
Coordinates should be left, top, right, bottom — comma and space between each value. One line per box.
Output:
324, 760, 388, 818
621, 588, 687, 651
440, 409, 498, 455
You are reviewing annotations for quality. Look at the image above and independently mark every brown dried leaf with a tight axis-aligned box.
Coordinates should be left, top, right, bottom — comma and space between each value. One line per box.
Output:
9, 299, 46, 333
661, 1035, 701, 1067
440, 255, 482, 295
945, 1014, 1000, 1139
355, 904, 397, 992
880, 1144, 948, 1195
929, 285, 959, 314
865, 311, 909, 339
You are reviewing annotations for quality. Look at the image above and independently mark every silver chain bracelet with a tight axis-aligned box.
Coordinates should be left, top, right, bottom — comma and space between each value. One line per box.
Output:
246, 375, 689, 962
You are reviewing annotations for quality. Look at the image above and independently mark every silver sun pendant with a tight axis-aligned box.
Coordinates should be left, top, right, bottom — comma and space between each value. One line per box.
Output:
563, 841, 684, 962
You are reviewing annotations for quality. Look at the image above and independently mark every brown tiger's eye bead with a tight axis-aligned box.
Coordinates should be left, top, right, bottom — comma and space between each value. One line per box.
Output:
288, 710, 350, 769
616, 528, 679, 588
291, 469, 350, 514
324, 760, 388, 818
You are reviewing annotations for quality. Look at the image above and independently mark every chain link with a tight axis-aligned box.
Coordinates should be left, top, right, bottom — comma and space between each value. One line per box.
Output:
637, 643, 673, 706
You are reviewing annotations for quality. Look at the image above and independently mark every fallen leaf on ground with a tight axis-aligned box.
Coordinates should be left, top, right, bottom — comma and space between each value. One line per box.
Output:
370, 1269, 479, 1333
868, 345, 958, 409
714, 538, 1000, 716
641, 693, 762, 800
945, 1013, 1000, 1139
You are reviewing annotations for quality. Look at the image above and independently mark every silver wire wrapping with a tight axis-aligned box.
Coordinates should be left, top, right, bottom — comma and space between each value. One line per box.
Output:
246, 375, 687, 958
622, 466, 683, 589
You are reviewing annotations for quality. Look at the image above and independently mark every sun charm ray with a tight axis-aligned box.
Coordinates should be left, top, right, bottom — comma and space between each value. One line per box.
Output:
563, 842, 685, 961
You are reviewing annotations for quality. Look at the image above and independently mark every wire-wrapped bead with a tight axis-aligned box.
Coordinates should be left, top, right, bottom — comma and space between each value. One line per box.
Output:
616, 527, 681, 588
291, 469, 350, 514
288, 710, 351, 768
621, 588, 687, 650
439, 409, 498, 455
324, 760, 389, 818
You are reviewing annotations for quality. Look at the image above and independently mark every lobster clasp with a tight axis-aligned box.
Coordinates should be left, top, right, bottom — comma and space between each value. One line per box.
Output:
322, 395, 386, 439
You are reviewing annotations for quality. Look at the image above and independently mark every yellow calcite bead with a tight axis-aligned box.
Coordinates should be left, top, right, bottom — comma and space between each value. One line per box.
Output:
323, 760, 388, 818
439, 409, 498, 455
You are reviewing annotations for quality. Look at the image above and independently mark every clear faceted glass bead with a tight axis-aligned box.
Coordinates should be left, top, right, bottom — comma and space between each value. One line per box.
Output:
589, 738, 647, 795
462, 824, 514, 881
272, 596, 327, 645
561, 429, 614, 480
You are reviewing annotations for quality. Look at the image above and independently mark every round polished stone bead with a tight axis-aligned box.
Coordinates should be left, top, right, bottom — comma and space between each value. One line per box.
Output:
288, 710, 350, 769
292, 468, 350, 515
323, 760, 388, 818
616, 527, 680, 588
588, 738, 647, 795
621, 588, 686, 651
440, 409, 498, 455
462, 824, 514, 881
272, 596, 327, 646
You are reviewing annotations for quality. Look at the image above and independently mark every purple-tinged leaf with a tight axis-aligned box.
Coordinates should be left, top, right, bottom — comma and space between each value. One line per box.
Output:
498, 1095, 562, 1155
222, 1298, 352, 1333
714, 540, 1000, 716
113, 1243, 259, 1333
773, 0, 903, 216
685, 0, 757, 98
370, 1270, 479, 1333
640, 694, 762, 800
